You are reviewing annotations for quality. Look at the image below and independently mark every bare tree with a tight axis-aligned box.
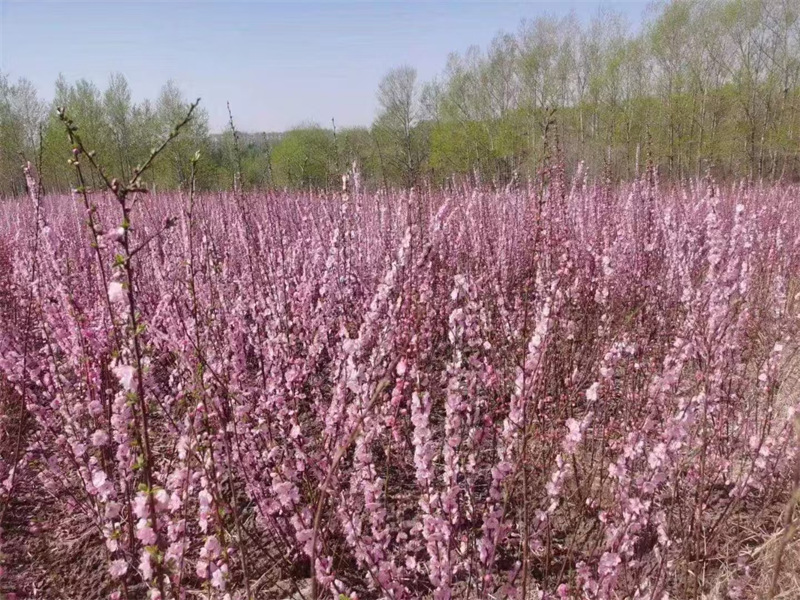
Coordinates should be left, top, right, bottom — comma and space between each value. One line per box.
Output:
375, 66, 423, 187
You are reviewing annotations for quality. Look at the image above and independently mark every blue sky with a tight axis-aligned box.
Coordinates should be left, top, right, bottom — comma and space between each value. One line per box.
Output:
0, 1, 652, 132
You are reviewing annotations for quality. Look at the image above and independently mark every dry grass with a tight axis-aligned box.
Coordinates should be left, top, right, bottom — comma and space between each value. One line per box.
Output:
704, 343, 800, 600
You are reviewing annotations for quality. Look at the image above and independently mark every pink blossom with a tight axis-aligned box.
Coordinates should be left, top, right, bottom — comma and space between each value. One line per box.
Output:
109, 558, 128, 578
112, 364, 135, 392
105, 501, 121, 520
102, 227, 125, 244
3, 174, 798, 600
204, 535, 222, 559
564, 419, 582, 453
136, 520, 157, 545
133, 492, 149, 519
598, 551, 621, 578
108, 280, 126, 304
91, 469, 107, 489
211, 564, 226, 589
153, 488, 169, 512
139, 550, 153, 580
91, 429, 109, 447
196, 559, 209, 579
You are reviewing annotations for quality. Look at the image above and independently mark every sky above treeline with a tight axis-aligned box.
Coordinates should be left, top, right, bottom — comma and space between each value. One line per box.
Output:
0, 0, 652, 133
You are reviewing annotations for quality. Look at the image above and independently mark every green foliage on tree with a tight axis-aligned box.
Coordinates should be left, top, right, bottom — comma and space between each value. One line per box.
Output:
0, 75, 46, 195
271, 126, 337, 189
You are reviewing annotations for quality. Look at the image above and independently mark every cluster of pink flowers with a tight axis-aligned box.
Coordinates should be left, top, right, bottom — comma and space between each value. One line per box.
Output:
1, 173, 800, 599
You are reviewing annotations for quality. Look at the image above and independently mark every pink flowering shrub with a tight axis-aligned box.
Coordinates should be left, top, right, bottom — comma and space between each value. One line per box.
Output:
1, 170, 800, 599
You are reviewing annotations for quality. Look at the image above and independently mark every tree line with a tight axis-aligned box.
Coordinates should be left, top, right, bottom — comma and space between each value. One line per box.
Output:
1, 0, 799, 196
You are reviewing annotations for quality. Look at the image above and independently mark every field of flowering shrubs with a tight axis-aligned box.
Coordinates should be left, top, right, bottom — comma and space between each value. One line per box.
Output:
1, 167, 800, 599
